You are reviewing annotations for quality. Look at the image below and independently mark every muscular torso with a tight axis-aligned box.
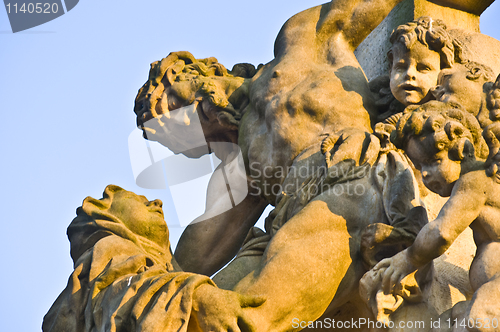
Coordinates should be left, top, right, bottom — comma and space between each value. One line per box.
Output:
239, 5, 376, 204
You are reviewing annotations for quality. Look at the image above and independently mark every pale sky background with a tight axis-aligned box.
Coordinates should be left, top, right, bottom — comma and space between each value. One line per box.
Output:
0, 1, 499, 331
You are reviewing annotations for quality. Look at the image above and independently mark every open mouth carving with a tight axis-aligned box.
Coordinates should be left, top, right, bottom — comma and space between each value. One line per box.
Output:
401, 84, 419, 91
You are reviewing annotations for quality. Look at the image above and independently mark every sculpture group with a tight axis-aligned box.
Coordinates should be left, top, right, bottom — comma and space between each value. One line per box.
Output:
43, 1, 500, 331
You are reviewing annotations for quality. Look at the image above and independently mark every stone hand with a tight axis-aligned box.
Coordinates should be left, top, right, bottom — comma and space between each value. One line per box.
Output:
374, 249, 417, 296
192, 285, 265, 332
322, 128, 380, 167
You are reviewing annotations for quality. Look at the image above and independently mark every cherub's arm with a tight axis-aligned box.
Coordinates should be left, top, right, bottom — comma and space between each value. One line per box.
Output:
175, 161, 268, 276
318, 0, 403, 49
407, 172, 486, 266
377, 172, 487, 293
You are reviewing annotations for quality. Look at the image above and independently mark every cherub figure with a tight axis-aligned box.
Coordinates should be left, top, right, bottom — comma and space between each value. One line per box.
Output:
42, 185, 264, 332
366, 29, 494, 269
389, 16, 462, 107
359, 16, 465, 273
135, 1, 417, 329
374, 103, 500, 332
431, 61, 497, 127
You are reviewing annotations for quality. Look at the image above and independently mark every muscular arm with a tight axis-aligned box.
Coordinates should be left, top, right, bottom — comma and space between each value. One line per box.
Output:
175, 161, 268, 276
407, 172, 487, 267
318, 0, 403, 49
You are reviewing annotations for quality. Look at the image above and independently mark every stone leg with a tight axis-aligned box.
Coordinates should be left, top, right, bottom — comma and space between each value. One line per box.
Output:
462, 275, 500, 332
231, 199, 371, 332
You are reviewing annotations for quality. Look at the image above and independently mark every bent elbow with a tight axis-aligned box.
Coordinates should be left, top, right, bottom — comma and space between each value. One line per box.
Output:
434, 228, 456, 255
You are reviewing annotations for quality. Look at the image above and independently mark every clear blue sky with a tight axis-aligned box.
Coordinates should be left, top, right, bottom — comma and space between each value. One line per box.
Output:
1, 1, 499, 330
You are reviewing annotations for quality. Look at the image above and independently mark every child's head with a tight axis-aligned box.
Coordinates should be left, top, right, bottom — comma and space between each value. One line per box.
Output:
389, 17, 461, 106
392, 102, 487, 196
67, 185, 171, 265
431, 61, 495, 117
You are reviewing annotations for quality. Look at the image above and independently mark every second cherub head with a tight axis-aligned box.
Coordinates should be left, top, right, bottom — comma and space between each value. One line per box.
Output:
391, 102, 488, 196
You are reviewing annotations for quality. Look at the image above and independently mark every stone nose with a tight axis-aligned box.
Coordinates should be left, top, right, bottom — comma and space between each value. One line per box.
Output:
404, 66, 417, 81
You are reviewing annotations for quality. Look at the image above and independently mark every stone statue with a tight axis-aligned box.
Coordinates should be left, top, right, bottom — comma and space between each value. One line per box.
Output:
373, 103, 500, 331
43, 0, 500, 331
42, 185, 265, 332
133, 0, 432, 328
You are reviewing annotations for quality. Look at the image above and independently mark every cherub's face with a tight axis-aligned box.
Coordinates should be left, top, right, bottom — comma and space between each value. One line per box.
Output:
107, 190, 168, 245
431, 66, 485, 116
390, 42, 441, 106
406, 138, 461, 197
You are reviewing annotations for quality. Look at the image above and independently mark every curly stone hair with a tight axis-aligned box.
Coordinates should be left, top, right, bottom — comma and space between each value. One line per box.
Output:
134, 51, 256, 130
388, 16, 463, 70
483, 122, 500, 181
391, 101, 489, 161
487, 74, 500, 121
462, 61, 496, 83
